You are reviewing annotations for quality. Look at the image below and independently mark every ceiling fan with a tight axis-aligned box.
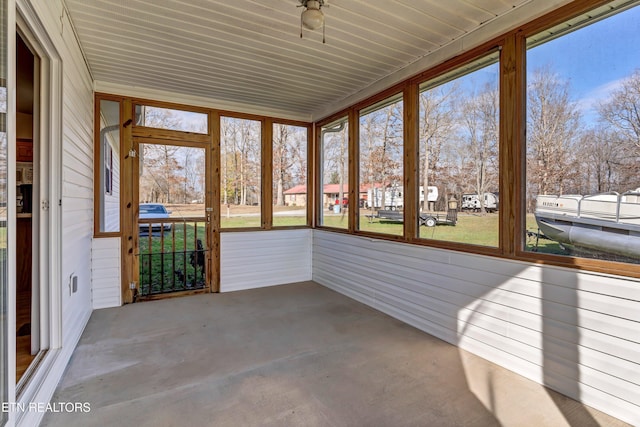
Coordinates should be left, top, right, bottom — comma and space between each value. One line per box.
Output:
298, 0, 326, 43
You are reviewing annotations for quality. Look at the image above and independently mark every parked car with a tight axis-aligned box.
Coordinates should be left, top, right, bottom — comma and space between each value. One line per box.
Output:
139, 203, 172, 232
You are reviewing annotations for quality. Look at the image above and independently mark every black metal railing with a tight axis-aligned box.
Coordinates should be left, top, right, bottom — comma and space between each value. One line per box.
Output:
137, 218, 208, 296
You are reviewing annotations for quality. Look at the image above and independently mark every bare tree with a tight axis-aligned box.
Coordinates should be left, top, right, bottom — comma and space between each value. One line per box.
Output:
459, 82, 499, 213
273, 124, 289, 206
289, 127, 308, 192
594, 70, 640, 192
220, 117, 261, 206
140, 143, 183, 203
220, 120, 234, 205
182, 148, 205, 203
138, 108, 209, 205
419, 83, 459, 210
360, 100, 403, 210
598, 70, 640, 150
140, 106, 183, 130
527, 66, 581, 202
273, 124, 307, 206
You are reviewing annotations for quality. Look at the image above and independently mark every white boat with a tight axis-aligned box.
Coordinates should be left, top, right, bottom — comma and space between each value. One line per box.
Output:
534, 189, 640, 259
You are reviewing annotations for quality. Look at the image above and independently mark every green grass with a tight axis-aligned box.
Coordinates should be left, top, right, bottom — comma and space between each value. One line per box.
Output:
523, 213, 570, 256
358, 216, 404, 237
219, 215, 309, 228
138, 213, 631, 295
139, 222, 207, 295
272, 215, 308, 227
220, 217, 261, 228
319, 213, 349, 230
324, 212, 499, 247
418, 213, 498, 246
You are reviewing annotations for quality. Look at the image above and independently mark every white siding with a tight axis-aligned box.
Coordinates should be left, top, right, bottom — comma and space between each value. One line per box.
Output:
18, 1, 94, 426
91, 237, 121, 309
313, 230, 640, 426
221, 229, 312, 292
103, 131, 120, 231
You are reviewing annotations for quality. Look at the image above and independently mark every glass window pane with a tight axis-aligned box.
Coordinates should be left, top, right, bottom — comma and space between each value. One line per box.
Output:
320, 118, 349, 229
273, 124, 307, 227
220, 117, 261, 228
0, 0, 8, 421
98, 99, 120, 233
525, 3, 640, 264
135, 105, 208, 134
139, 144, 206, 218
418, 54, 499, 247
359, 95, 404, 236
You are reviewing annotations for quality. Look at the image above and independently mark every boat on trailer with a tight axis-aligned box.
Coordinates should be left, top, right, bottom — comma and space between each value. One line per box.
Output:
534, 189, 640, 260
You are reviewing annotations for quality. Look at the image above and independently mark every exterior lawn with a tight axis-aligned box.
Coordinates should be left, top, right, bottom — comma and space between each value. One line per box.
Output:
137, 212, 577, 295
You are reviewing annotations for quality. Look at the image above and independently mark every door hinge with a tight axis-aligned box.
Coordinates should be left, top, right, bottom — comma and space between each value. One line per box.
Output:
42, 200, 50, 211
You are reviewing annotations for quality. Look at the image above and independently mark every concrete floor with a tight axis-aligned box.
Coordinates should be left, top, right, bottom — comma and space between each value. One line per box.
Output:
42, 282, 629, 427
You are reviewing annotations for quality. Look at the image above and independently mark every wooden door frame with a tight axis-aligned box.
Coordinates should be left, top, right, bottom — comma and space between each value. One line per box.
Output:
121, 102, 220, 303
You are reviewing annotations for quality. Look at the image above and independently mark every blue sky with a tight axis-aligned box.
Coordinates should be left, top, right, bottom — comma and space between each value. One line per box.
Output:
527, 4, 640, 126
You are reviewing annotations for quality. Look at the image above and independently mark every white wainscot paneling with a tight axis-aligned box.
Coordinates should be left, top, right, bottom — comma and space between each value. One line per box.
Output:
221, 229, 312, 292
312, 230, 640, 426
92, 237, 122, 309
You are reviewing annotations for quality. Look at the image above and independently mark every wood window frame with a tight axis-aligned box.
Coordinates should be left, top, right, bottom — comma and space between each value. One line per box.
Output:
314, 114, 352, 233
93, 93, 123, 238
354, 87, 406, 242
218, 112, 266, 232
410, 47, 503, 255
93, 95, 316, 302
94, 96, 315, 238
313, 0, 640, 279
513, 0, 640, 278
270, 120, 313, 230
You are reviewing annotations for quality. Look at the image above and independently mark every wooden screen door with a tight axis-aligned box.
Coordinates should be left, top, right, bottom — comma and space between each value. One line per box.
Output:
125, 104, 218, 300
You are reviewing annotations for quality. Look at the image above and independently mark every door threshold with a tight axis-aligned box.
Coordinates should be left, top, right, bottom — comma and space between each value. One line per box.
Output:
16, 349, 48, 398
137, 287, 212, 302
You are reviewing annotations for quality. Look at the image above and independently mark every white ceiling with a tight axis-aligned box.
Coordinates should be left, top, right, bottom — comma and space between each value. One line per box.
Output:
63, 0, 571, 121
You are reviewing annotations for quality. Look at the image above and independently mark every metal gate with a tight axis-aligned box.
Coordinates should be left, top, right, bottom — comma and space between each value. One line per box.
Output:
138, 218, 209, 296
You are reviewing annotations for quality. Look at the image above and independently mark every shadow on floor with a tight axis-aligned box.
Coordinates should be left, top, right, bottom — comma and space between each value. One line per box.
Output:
41, 282, 629, 427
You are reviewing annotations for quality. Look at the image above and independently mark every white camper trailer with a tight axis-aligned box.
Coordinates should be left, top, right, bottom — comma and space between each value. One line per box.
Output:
366, 186, 403, 209
461, 193, 499, 212
366, 186, 438, 209
420, 186, 439, 204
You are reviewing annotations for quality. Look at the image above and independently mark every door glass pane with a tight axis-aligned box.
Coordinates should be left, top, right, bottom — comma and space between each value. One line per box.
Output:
319, 118, 349, 229
0, 0, 8, 423
139, 144, 206, 217
135, 105, 208, 134
220, 117, 262, 228
138, 144, 207, 296
273, 124, 307, 227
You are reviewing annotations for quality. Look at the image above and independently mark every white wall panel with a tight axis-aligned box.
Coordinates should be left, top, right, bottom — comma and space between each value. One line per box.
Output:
312, 230, 640, 426
91, 237, 121, 309
221, 229, 312, 292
